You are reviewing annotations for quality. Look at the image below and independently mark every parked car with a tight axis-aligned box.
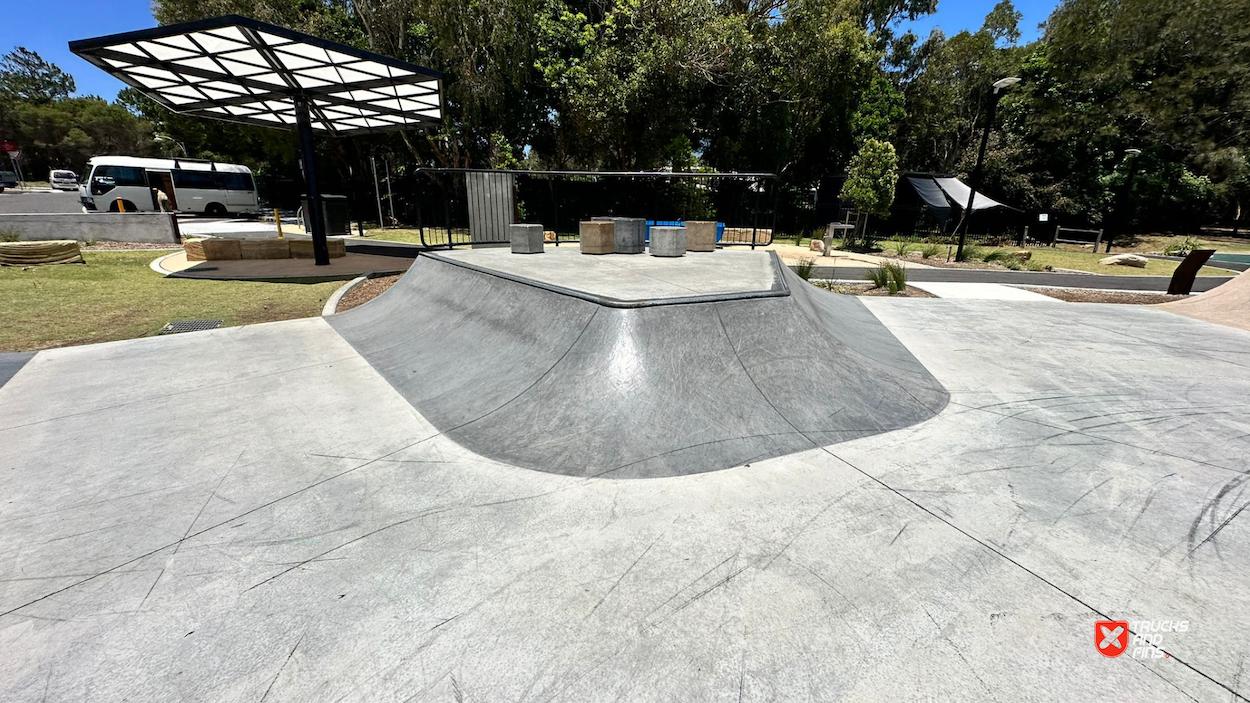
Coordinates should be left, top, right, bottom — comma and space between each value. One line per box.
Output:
0, 171, 17, 192
49, 170, 78, 191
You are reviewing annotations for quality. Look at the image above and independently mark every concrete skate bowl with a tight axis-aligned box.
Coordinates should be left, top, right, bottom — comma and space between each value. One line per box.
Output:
329, 253, 949, 478
1160, 268, 1250, 332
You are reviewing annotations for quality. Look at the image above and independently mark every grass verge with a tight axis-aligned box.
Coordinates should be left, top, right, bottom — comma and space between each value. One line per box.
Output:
876, 239, 1231, 276
0, 251, 342, 352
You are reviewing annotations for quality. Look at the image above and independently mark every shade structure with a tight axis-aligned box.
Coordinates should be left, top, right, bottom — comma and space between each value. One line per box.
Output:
933, 176, 1015, 212
69, 15, 444, 264
69, 15, 442, 135
905, 175, 953, 222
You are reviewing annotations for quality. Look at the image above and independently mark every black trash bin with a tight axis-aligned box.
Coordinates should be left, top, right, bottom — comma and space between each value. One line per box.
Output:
301, 194, 351, 236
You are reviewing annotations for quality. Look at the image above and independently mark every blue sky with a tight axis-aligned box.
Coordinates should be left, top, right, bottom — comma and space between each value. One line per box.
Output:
1, 0, 1057, 102
897, 0, 1055, 44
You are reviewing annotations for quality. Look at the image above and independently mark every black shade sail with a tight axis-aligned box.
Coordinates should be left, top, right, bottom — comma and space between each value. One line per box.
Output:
69, 15, 443, 136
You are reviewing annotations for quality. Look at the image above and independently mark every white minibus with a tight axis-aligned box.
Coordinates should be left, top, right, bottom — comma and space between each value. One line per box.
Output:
79, 156, 258, 215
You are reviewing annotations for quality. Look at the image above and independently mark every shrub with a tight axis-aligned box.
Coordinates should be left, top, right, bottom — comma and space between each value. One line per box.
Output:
1163, 236, 1201, 256
889, 239, 913, 257
0, 227, 20, 243
920, 243, 942, 259
983, 249, 1022, 269
795, 256, 816, 280
865, 261, 907, 294
957, 245, 985, 262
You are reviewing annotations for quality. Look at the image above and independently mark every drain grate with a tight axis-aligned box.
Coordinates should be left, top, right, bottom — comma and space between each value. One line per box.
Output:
159, 319, 223, 335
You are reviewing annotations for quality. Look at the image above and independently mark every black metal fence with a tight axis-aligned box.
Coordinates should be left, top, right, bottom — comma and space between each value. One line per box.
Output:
401, 169, 781, 249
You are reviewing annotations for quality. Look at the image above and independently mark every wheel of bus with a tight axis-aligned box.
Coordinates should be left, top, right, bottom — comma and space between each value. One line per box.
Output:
205, 202, 227, 217
107, 200, 136, 213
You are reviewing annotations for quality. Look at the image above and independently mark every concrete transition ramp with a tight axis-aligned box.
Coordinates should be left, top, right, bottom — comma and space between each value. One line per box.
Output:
329, 254, 948, 478
0, 352, 34, 390
1160, 268, 1250, 332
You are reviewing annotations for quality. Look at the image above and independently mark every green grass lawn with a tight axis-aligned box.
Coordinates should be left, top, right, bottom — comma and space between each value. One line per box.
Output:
0, 251, 343, 352
877, 240, 1232, 276
1022, 248, 1230, 276
363, 227, 469, 246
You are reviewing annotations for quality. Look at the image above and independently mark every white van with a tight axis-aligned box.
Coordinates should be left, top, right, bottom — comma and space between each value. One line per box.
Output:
79, 156, 258, 215
49, 170, 78, 190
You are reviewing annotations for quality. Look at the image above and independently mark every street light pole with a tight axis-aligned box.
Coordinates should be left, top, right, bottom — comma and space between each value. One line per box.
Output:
955, 76, 1020, 261
153, 134, 187, 157
1105, 148, 1142, 253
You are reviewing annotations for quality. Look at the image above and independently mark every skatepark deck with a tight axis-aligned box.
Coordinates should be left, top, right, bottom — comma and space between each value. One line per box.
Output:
2, 248, 1249, 702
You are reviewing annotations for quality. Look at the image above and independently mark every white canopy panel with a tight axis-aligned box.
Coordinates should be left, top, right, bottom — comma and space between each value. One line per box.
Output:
71, 15, 443, 136
933, 177, 1012, 212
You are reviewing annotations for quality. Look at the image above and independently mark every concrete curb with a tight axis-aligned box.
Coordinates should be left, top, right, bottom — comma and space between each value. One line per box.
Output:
149, 252, 181, 276
323, 275, 369, 316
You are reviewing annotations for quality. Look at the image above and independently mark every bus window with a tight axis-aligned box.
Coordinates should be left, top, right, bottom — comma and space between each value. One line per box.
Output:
219, 172, 255, 191
172, 170, 218, 189
91, 165, 146, 194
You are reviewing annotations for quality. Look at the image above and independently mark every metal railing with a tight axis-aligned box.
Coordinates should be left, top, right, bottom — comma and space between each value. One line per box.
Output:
408, 168, 780, 249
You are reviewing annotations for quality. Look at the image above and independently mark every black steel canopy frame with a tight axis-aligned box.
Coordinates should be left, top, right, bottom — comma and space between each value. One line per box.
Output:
70, 15, 444, 265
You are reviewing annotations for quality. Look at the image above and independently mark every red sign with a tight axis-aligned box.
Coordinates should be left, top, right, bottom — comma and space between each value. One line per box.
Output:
1096, 621, 1129, 658
0, 140, 17, 154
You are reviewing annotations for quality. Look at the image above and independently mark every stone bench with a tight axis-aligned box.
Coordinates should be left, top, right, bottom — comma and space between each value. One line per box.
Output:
510, 223, 545, 254
649, 226, 687, 257
580, 220, 614, 254
184, 237, 345, 261
685, 221, 717, 252
592, 217, 646, 254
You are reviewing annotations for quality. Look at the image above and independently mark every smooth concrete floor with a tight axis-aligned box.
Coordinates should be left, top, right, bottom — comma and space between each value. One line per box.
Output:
440, 246, 777, 300
1, 297, 1248, 701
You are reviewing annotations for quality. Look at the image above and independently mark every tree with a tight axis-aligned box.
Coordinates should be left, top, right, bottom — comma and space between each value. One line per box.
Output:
840, 138, 897, 246
0, 48, 76, 103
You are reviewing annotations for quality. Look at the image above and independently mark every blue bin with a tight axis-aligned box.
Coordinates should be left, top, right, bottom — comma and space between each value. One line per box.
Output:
644, 220, 725, 242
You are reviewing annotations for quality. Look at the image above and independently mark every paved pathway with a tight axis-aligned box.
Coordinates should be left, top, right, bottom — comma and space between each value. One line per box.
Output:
909, 281, 1063, 301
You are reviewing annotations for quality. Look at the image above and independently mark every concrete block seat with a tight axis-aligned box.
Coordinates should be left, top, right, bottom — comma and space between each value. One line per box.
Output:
686, 220, 717, 252
580, 220, 614, 254
593, 217, 646, 254
510, 223, 545, 254
649, 226, 687, 257
184, 237, 344, 261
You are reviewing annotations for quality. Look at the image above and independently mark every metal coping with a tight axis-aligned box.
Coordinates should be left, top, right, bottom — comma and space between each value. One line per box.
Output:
419, 250, 791, 309
69, 15, 443, 136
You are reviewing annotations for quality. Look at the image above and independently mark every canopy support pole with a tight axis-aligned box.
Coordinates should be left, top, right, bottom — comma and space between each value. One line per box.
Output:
295, 95, 329, 266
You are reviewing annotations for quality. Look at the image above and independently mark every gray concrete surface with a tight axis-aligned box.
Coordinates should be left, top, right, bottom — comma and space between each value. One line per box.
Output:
0, 212, 179, 243
1, 265, 1248, 701
0, 190, 81, 214
440, 246, 777, 302
329, 257, 947, 477
0, 352, 33, 390
908, 281, 1063, 300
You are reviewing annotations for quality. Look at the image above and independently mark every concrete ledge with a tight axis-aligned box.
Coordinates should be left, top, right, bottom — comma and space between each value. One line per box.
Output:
0, 212, 179, 244
324, 275, 370, 315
